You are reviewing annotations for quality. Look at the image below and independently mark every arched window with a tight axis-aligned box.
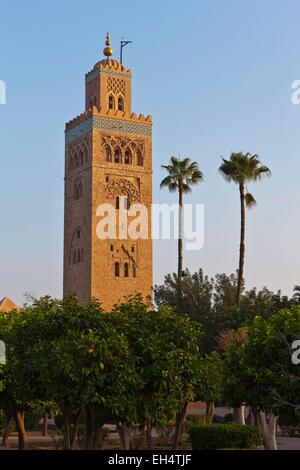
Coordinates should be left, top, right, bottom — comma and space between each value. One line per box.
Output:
105, 146, 112, 162
76, 229, 81, 239
115, 262, 120, 277
125, 149, 132, 165
69, 156, 73, 171
123, 196, 130, 210
93, 96, 97, 107
116, 196, 120, 210
74, 153, 79, 168
132, 264, 137, 278
78, 182, 82, 199
77, 248, 81, 263
83, 145, 88, 163
137, 150, 144, 166
124, 263, 129, 278
73, 250, 77, 264
89, 99, 93, 109
118, 96, 124, 111
114, 148, 121, 163
79, 150, 83, 166
108, 95, 115, 110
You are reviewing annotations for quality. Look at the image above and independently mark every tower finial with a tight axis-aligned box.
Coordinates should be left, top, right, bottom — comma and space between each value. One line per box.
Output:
103, 32, 113, 58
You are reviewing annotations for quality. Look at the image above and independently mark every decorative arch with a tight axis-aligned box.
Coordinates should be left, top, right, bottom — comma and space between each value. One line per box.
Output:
77, 181, 82, 199
82, 143, 88, 163
118, 95, 124, 112
69, 155, 74, 171
79, 150, 84, 166
108, 95, 115, 110
74, 152, 79, 168
124, 262, 129, 277
115, 261, 120, 277
137, 149, 144, 166
105, 145, 112, 162
132, 264, 137, 278
105, 178, 140, 203
69, 226, 86, 265
74, 179, 83, 200
114, 147, 122, 164
124, 148, 132, 165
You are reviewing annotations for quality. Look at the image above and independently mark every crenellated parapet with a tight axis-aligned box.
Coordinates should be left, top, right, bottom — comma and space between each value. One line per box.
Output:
65, 107, 152, 144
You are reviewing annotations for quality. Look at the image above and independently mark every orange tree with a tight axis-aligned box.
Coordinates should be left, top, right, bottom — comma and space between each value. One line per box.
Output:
18, 296, 141, 450
0, 295, 201, 450
111, 295, 201, 449
223, 306, 300, 450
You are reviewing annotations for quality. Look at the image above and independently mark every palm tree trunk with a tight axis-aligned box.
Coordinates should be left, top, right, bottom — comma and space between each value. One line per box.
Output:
178, 184, 183, 306
236, 182, 245, 307
233, 183, 246, 425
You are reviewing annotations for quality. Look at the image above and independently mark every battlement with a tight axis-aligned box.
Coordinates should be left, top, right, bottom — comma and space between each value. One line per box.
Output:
65, 107, 152, 132
85, 58, 132, 81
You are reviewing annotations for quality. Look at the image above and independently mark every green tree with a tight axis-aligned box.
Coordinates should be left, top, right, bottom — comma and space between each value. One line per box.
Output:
154, 269, 214, 353
160, 157, 204, 297
112, 294, 201, 450
194, 352, 224, 423
0, 296, 141, 450
224, 306, 300, 449
26, 296, 141, 449
219, 152, 271, 307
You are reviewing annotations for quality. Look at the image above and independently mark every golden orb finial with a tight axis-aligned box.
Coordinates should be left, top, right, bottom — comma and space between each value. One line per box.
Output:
103, 32, 113, 58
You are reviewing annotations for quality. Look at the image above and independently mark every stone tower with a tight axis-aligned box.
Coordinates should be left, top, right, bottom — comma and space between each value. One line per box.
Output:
63, 34, 152, 310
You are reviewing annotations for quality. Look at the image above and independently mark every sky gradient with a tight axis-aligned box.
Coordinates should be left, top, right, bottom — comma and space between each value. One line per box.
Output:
0, 0, 300, 305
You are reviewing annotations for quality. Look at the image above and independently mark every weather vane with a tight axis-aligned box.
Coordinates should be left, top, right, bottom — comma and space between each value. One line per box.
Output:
120, 38, 132, 64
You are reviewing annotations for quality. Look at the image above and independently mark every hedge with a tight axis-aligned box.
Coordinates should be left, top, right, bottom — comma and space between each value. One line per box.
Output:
188, 424, 260, 450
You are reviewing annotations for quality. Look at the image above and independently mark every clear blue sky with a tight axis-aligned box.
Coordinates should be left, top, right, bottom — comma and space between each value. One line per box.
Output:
1, 0, 300, 305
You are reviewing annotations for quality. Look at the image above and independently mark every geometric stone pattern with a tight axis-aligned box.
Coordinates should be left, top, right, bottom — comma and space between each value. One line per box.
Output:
65, 116, 152, 144
107, 76, 125, 96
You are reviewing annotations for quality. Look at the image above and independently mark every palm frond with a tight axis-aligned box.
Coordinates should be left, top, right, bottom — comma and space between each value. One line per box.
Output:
160, 155, 204, 194
245, 192, 257, 208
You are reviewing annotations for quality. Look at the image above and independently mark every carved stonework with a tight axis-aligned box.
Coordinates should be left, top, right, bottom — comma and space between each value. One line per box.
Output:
67, 136, 90, 171
101, 135, 144, 165
101, 135, 144, 153
105, 178, 140, 202
107, 76, 125, 96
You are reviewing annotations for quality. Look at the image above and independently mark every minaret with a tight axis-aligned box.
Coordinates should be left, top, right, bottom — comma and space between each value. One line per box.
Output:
63, 34, 152, 309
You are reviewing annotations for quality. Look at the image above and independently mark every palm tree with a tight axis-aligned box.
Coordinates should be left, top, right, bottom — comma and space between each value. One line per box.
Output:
219, 152, 271, 307
160, 156, 204, 290
293, 285, 300, 302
